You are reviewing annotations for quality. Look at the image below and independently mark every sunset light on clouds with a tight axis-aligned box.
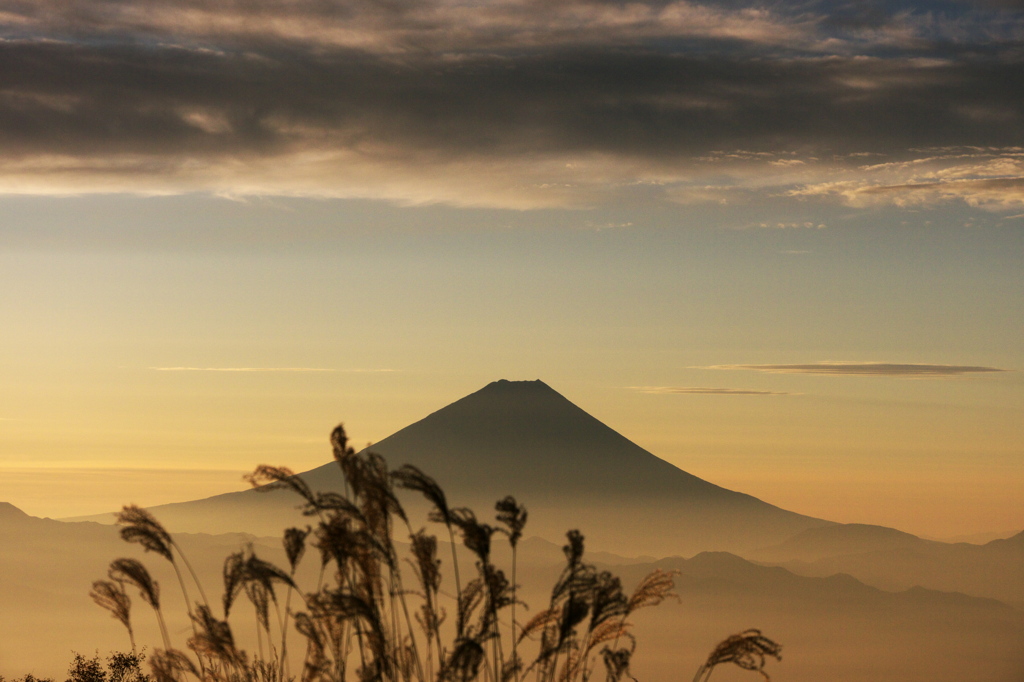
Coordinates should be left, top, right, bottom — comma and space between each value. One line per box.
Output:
1, 3, 1024, 680
0, 0, 1021, 542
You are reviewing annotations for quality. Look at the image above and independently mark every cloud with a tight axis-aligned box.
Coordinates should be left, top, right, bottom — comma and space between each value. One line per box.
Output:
743, 222, 826, 230
630, 386, 793, 395
859, 177, 1024, 209
149, 367, 395, 372
705, 362, 1008, 377
0, 1, 818, 54
0, 1, 1020, 207
789, 149, 1024, 210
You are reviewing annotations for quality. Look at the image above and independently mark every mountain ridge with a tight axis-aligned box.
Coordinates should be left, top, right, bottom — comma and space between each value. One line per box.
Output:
748, 521, 1024, 607
4, 502, 1023, 681
69, 379, 833, 555
0, 501, 30, 520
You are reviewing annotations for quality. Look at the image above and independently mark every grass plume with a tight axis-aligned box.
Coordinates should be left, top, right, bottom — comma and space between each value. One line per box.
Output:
693, 630, 783, 682
86, 422, 781, 682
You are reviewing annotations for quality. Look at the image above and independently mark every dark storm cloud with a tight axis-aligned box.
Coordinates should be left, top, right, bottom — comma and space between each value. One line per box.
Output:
2, 42, 1020, 156
0, 0, 1021, 206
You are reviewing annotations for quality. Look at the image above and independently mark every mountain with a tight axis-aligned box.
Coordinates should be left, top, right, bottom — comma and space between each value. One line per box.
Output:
748, 524, 1024, 607
601, 551, 1024, 682
72, 379, 832, 556
0, 503, 282, 678
0, 500, 31, 520
937, 529, 1022, 544
4, 503, 1022, 682
497, 537, 1024, 682
750, 523, 927, 562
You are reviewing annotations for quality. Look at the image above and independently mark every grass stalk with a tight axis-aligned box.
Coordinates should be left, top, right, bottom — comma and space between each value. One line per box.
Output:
88, 423, 778, 682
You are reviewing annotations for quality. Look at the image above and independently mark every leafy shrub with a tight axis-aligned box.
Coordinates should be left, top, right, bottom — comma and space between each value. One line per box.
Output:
0, 651, 149, 682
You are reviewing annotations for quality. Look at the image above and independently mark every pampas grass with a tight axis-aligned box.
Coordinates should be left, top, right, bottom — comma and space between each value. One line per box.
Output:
692, 630, 782, 682
85, 424, 781, 682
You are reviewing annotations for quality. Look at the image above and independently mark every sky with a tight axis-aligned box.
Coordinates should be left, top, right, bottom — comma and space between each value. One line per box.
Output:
0, 0, 1021, 540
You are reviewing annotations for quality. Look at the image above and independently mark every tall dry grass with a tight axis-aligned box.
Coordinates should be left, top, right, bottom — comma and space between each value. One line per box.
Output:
88, 424, 780, 682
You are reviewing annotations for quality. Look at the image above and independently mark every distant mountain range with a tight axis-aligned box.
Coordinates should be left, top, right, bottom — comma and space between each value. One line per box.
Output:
2, 503, 1022, 681
73, 379, 833, 556
749, 523, 1024, 608
0, 502, 276, 677
26, 379, 1024, 680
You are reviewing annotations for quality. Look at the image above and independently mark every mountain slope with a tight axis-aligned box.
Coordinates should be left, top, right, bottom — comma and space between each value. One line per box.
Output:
0, 503, 284, 678
73, 379, 832, 555
606, 551, 1024, 682
4, 503, 1022, 682
750, 523, 928, 562
748, 524, 1024, 607
497, 538, 1024, 682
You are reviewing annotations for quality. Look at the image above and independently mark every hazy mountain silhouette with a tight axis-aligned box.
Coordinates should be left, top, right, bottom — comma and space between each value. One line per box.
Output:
73, 379, 832, 555
0, 503, 280, 677
749, 523, 1024, 607
751, 523, 926, 562
512, 537, 1024, 680
0, 500, 31, 520
3, 503, 1022, 681
602, 550, 1024, 682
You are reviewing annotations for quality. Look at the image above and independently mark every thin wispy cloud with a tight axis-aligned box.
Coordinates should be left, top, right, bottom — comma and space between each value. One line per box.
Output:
743, 222, 826, 230
705, 362, 1008, 377
150, 367, 395, 373
630, 386, 794, 395
789, 148, 1024, 211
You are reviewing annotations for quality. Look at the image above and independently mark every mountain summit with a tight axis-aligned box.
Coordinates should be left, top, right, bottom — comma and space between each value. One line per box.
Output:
77, 379, 832, 555
308, 379, 726, 500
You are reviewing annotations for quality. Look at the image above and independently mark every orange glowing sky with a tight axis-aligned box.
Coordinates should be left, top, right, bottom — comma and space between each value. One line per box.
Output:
0, 0, 1022, 540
